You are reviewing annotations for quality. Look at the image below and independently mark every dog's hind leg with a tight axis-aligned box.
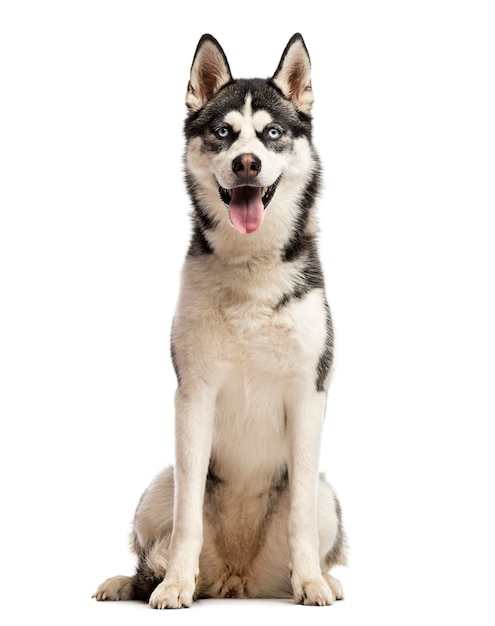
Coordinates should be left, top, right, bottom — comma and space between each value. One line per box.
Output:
93, 575, 134, 601
93, 568, 163, 603
94, 466, 175, 603
323, 574, 344, 601
93, 538, 170, 603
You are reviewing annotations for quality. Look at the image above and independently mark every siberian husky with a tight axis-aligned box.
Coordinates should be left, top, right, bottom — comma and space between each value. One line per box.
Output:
94, 33, 346, 608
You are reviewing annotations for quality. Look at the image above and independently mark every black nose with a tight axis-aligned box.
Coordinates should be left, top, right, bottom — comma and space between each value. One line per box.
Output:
232, 154, 261, 178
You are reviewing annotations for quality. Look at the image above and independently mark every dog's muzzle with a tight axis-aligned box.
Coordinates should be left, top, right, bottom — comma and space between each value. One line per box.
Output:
218, 182, 279, 235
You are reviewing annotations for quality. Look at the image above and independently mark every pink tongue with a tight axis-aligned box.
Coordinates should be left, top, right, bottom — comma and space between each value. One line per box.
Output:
229, 187, 264, 234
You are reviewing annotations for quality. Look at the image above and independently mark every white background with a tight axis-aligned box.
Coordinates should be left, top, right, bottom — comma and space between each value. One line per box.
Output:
1, 1, 494, 624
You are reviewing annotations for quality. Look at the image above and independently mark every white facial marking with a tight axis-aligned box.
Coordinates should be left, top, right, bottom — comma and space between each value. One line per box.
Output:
253, 110, 273, 133
224, 110, 245, 133
243, 93, 253, 118
224, 94, 273, 139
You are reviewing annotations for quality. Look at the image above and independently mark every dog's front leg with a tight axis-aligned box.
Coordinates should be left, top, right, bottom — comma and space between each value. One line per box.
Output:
149, 383, 216, 609
286, 387, 334, 606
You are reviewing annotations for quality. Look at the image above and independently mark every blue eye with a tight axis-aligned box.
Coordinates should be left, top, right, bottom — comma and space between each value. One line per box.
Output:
215, 126, 230, 139
266, 126, 282, 140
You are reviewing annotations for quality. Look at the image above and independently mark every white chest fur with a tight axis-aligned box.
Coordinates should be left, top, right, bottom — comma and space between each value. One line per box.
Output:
172, 254, 329, 488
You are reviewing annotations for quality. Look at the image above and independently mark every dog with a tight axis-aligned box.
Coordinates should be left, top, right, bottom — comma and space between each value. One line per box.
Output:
94, 33, 346, 608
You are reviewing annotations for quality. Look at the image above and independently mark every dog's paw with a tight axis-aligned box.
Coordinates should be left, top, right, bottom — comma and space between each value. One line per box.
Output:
93, 575, 134, 601
323, 573, 344, 601
149, 577, 195, 609
292, 575, 335, 606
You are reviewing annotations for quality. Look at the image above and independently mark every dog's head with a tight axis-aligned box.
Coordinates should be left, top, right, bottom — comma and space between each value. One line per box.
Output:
184, 34, 316, 236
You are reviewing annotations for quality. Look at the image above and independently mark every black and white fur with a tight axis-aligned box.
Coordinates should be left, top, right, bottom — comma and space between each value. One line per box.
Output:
94, 33, 346, 608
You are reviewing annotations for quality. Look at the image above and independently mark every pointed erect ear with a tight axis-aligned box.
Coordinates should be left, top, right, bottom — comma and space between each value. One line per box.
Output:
186, 35, 233, 111
272, 33, 313, 113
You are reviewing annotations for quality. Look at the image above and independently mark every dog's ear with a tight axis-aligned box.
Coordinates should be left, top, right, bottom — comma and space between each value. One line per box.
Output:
272, 34, 313, 113
186, 35, 232, 111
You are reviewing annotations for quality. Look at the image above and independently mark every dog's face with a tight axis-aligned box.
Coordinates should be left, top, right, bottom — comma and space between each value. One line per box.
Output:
184, 35, 316, 235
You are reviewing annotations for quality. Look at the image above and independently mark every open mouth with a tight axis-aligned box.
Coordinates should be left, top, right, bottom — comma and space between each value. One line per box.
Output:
218, 179, 279, 235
